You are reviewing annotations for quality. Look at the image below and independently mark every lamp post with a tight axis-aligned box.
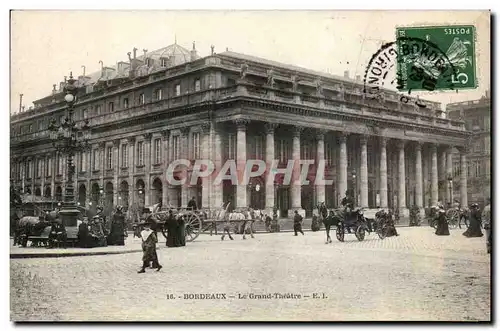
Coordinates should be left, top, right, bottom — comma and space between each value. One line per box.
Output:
351, 170, 357, 207
447, 174, 453, 205
48, 72, 91, 227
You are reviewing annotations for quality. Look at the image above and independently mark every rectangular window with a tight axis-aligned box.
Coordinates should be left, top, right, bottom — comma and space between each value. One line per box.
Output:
38, 121, 44, 131
121, 144, 128, 167
453, 161, 460, 177
192, 133, 200, 160
277, 139, 289, 163
475, 161, 481, 177
175, 84, 181, 96
325, 141, 333, 166
172, 136, 180, 160
485, 136, 491, 153
255, 135, 263, 160
46, 158, 52, 176
485, 160, 491, 176
123, 98, 129, 109
29, 124, 33, 133
154, 89, 163, 101
301, 142, 311, 160
228, 134, 236, 160
108, 102, 114, 112
485, 116, 491, 131
106, 146, 113, 169
93, 150, 99, 171
139, 94, 145, 105
194, 79, 201, 92
161, 58, 167, 67
137, 141, 144, 166
82, 108, 88, 119
24, 161, 28, 179
154, 138, 162, 164
36, 159, 41, 177
28, 160, 32, 179
79, 152, 84, 172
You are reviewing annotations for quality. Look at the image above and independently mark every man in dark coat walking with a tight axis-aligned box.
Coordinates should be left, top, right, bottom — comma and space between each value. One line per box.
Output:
138, 220, 162, 273
293, 210, 304, 236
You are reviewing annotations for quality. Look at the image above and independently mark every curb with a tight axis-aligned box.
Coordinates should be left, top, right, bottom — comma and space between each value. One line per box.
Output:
10, 248, 144, 259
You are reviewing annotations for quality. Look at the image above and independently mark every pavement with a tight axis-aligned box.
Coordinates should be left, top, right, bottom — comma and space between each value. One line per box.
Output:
10, 226, 490, 322
10, 218, 417, 259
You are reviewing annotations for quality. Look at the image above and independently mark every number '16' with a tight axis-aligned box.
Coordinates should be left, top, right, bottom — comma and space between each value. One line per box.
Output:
452, 73, 469, 84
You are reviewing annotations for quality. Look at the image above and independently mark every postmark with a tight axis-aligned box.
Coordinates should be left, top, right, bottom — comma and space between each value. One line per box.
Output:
363, 36, 459, 107
396, 25, 476, 90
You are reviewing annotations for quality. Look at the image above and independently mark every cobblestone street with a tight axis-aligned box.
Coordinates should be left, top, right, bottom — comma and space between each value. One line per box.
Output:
10, 227, 490, 321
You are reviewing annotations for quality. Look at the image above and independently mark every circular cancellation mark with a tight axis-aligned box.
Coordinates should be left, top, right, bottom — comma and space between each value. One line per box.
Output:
363, 36, 458, 102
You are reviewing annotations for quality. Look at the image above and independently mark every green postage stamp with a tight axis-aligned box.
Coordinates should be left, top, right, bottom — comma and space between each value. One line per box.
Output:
396, 25, 477, 91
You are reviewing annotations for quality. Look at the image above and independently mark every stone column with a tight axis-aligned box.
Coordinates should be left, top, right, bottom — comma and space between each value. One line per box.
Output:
180, 128, 190, 208
360, 135, 369, 208
288, 126, 305, 218
40, 156, 46, 196
212, 126, 223, 209
265, 123, 278, 214
446, 146, 453, 204
430, 144, 439, 206
99, 142, 105, 190
379, 137, 388, 208
397, 140, 408, 218
234, 119, 249, 209
439, 148, 447, 202
50, 153, 55, 197
415, 142, 424, 216
127, 137, 136, 211
200, 123, 211, 209
144, 133, 152, 206
161, 130, 169, 209
422, 146, 429, 207
113, 139, 120, 207
315, 130, 326, 207
459, 148, 468, 207
338, 134, 348, 205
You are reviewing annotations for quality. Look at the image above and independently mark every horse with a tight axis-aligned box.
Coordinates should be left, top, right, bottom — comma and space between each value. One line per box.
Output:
317, 203, 344, 244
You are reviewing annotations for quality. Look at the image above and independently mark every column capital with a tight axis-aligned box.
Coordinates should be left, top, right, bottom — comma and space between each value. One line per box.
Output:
127, 136, 136, 144
161, 130, 170, 138
338, 133, 348, 144
397, 140, 406, 150
180, 127, 190, 136
380, 136, 388, 147
316, 129, 327, 140
143, 132, 153, 141
359, 135, 368, 145
292, 126, 304, 138
264, 122, 279, 134
456, 146, 469, 154
200, 122, 211, 133
429, 144, 438, 153
113, 139, 120, 147
98, 141, 106, 149
233, 118, 250, 130
414, 141, 422, 151
446, 145, 454, 153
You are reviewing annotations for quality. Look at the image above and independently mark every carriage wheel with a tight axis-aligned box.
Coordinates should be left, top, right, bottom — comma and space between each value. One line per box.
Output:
336, 224, 344, 242
355, 226, 366, 241
184, 212, 202, 242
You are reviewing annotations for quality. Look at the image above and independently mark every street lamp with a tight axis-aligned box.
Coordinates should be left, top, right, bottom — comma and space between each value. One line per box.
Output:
48, 72, 91, 227
351, 170, 357, 206
447, 174, 453, 205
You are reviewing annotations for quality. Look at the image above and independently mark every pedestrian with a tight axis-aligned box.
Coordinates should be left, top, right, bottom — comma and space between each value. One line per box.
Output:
138, 220, 162, 273
221, 218, 234, 240
77, 217, 90, 248
482, 198, 491, 254
463, 203, 483, 238
108, 206, 126, 245
166, 209, 179, 247
293, 210, 304, 236
435, 208, 450, 236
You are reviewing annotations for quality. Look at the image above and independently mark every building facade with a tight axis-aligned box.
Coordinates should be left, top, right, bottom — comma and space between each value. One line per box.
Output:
10, 42, 470, 219
447, 92, 491, 207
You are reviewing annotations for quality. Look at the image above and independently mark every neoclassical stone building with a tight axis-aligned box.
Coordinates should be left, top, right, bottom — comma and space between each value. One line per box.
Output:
10, 42, 470, 219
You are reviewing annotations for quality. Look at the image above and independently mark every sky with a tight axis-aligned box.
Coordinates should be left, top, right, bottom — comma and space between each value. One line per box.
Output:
10, 10, 490, 114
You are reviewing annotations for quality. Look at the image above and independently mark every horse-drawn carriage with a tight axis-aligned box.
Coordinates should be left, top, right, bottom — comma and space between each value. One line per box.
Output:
428, 206, 469, 229
145, 202, 265, 242
317, 203, 390, 243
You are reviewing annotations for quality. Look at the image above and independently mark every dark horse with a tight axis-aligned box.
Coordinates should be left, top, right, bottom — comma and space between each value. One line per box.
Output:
317, 202, 343, 244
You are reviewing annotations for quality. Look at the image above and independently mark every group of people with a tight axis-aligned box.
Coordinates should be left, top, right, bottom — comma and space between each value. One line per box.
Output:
77, 206, 127, 248
433, 198, 491, 254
